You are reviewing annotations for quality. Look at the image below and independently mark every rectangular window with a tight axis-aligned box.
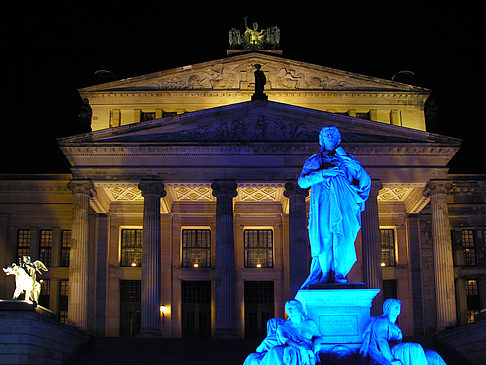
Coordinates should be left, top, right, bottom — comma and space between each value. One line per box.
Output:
462, 230, 477, 266
59, 280, 69, 324
244, 229, 274, 268
39, 229, 53, 266
120, 229, 143, 267
17, 229, 31, 261
380, 229, 396, 267
60, 230, 71, 267
182, 229, 211, 268
466, 279, 480, 324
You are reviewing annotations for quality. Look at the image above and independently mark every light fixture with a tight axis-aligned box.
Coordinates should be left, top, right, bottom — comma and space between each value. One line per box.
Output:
131, 262, 137, 267
380, 263, 386, 267
160, 304, 167, 323
193, 263, 199, 268
256, 264, 262, 268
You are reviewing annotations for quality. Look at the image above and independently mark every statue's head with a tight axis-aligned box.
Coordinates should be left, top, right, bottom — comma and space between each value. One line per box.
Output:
383, 298, 401, 323
285, 299, 306, 321
319, 126, 341, 151
253, 22, 258, 30
23, 256, 32, 263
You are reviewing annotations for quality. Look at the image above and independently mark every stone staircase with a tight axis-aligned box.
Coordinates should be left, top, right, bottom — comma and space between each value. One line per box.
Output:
62, 337, 261, 365
62, 336, 470, 365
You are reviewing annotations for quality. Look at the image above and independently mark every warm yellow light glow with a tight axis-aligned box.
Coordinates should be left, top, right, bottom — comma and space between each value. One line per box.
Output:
131, 263, 137, 267
380, 263, 386, 267
256, 264, 262, 268
193, 263, 199, 268
39, 279, 44, 283
160, 304, 167, 314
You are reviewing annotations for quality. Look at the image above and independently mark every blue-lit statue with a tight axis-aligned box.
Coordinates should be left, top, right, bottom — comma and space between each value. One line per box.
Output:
360, 299, 447, 365
243, 300, 324, 365
298, 126, 371, 286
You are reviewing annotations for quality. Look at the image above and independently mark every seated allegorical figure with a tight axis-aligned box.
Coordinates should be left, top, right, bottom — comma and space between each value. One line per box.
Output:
360, 298, 447, 365
243, 299, 324, 365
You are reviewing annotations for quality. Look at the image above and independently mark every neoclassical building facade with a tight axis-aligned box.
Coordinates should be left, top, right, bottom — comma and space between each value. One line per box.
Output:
1, 51, 485, 339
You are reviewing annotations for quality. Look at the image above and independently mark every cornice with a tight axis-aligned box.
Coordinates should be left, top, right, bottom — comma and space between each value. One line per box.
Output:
60, 143, 460, 159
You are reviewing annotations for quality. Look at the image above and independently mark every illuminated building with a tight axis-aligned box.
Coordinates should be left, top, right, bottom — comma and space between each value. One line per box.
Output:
1, 49, 485, 341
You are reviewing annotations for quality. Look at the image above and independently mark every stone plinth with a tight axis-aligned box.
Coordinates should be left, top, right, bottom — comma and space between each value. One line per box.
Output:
295, 288, 379, 352
0, 300, 90, 364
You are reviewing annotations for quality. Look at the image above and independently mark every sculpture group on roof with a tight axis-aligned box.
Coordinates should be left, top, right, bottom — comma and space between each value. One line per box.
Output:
229, 17, 280, 50
3, 255, 48, 303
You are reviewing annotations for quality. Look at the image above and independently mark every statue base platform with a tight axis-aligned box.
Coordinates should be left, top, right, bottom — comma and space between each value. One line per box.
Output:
295, 287, 380, 353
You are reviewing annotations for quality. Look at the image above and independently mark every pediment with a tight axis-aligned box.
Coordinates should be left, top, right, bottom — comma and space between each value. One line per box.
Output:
60, 100, 456, 146
79, 52, 428, 94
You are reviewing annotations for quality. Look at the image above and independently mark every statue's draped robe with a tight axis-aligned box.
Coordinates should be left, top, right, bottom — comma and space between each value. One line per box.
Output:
243, 317, 320, 365
361, 316, 447, 365
298, 147, 371, 287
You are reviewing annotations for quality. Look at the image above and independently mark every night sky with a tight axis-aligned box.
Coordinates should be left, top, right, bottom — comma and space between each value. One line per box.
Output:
2, 3, 485, 174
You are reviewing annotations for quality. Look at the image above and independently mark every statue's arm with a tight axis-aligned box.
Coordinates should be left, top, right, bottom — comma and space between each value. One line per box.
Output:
298, 155, 338, 189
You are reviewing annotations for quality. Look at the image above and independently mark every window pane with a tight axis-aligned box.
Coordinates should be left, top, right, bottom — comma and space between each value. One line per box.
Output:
182, 229, 211, 268
60, 230, 71, 267
121, 229, 143, 267
17, 229, 31, 261
244, 230, 273, 268
39, 229, 53, 266
462, 230, 476, 266
380, 229, 396, 267
59, 279, 69, 324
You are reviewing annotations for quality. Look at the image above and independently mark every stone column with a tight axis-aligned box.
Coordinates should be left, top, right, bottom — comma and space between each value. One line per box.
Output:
423, 180, 457, 330
211, 180, 238, 339
361, 180, 383, 316
95, 213, 109, 336
138, 180, 166, 337
67, 179, 94, 330
284, 181, 310, 298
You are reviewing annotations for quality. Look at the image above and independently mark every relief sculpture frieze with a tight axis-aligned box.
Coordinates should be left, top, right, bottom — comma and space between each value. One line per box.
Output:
132, 58, 355, 91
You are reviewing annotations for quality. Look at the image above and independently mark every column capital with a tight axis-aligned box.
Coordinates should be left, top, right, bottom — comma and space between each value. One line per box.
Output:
211, 180, 238, 198
284, 181, 309, 198
423, 180, 453, 197
369, 179, 383, 197
67, 179, 95, 196
138, 179, 166, 198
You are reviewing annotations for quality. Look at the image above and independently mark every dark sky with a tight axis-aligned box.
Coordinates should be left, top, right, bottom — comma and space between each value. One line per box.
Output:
2, 3, 485, 174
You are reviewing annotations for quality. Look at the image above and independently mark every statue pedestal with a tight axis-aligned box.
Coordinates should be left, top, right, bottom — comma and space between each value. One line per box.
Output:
295, 286, 380, 353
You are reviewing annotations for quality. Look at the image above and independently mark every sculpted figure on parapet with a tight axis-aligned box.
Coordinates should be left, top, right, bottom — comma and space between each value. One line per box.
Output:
3, 256, 48, 303
298, 126, 371, 286
228, 17, 280, 50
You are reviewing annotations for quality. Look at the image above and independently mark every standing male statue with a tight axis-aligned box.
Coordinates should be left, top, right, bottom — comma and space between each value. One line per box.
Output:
298, 126, 371, 287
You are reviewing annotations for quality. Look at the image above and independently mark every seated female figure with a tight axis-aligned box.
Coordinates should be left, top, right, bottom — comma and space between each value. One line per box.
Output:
360, 298, 447, 365
243, 299, 324, 365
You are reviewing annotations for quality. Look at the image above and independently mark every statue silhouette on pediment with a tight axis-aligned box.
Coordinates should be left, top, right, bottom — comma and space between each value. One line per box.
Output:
252, 64, 268, 101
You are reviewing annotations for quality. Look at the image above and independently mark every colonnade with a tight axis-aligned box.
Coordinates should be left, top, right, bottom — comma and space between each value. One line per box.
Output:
66, 178, 457, 335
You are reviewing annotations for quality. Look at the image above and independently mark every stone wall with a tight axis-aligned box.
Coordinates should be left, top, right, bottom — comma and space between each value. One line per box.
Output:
0, 301, 90, 364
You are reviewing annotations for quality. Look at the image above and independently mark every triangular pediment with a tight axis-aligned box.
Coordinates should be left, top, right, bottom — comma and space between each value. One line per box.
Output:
60, 100, 457, 145
79, 52, 428, 94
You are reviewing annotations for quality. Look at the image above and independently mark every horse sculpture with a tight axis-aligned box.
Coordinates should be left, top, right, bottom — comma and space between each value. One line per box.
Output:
3, 258, 48, 303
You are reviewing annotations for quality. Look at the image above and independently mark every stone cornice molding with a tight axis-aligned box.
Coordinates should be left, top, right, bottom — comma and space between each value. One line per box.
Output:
61, 143, 459, 159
